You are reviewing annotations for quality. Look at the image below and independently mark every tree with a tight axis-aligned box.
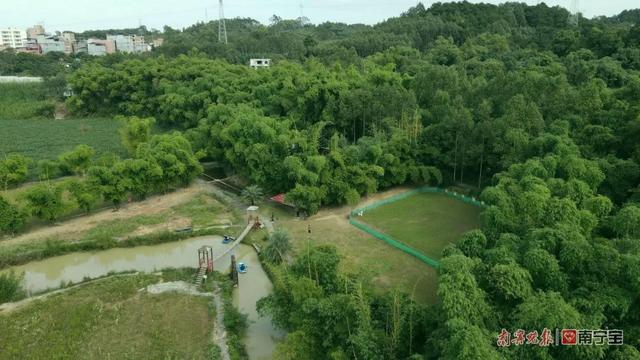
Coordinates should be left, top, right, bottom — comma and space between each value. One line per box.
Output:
115, 158, 162, 199
521, 248, 567, 292
613, 204, 640, 238
58, 144, 95, 176
0, 196, 26, 235
438, 255, 491, 327
22, 183, 65, 222
441, 319, 502, 360
241, 185, 264, 206
457, 230, 487, 258
274, 330, 315, 360
67, 180, 101, 213
0, 154, 30, 190
136, 133, 202, 191
515, 291, 581, 331
286, 184, 326, 215
88, 166, 128, 208
118, 115, 156, 156
37, 159, 60, 180
290, 245, 341, 292
487, 263, 533, 304
262, 229, 292, 264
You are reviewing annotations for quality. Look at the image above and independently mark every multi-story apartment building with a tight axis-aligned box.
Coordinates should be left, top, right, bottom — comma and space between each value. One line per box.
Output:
16, 40, 41, 54
87, 38, 116, 56
34, 34, 65, 53
0, 28, 28, 48
61, 32, 76, 54
106, 34, 148, 53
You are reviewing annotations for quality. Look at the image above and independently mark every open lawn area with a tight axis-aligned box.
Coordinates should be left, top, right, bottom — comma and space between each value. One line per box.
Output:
0, 274, 215, 359
0, 117, 125, 161
360, 192, 482, 261
259, 188, 441, 304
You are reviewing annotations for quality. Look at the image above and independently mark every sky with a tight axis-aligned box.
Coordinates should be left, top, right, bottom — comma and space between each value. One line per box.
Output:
1, 1, 638, 33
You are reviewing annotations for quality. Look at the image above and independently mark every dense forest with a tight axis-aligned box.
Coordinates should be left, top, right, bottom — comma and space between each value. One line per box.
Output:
2, 1, 640, 359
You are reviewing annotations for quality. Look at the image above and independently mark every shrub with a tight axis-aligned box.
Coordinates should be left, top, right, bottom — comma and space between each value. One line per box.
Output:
0, 271, 26, 304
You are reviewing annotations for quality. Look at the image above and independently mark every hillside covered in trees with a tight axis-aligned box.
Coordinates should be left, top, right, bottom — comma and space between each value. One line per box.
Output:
3, 1, 640, 359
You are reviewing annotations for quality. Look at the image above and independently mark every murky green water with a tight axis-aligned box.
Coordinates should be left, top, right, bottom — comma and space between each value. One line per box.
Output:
3, 237, 280, 359
233, 246, 285, 360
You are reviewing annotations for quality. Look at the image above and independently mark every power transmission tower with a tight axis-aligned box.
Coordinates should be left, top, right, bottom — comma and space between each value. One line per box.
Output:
568, 0, 580, 26
218, 0, 228, 44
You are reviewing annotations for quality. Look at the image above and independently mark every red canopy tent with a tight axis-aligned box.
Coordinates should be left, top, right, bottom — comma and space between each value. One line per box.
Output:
269, 193, 293, 207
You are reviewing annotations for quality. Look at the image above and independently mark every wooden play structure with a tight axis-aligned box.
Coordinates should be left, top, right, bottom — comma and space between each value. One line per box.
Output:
193, 206, 262, 288
247, 205, 263, 229
230, 254, 239, 287
195, 245, 214, 286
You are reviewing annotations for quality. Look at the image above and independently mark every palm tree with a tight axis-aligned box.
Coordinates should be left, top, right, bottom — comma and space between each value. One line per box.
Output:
241, 185, 263, 206
262, 229, 291, 264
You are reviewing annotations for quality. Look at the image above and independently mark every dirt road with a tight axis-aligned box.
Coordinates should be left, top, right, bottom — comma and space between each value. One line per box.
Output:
0, 183, 206, 248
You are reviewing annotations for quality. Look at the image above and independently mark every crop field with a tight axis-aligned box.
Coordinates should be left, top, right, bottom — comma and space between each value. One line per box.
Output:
359, 192, 482, 261
0, 117, 125, 161
0, 274, 216, 359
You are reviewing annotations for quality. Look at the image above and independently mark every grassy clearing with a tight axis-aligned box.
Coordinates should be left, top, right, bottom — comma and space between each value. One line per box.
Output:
0, 117, 125, 162
360, 192, 482, 261
259, 199, 440, 304
0, 273, 215, 359
175, 193, 237, 228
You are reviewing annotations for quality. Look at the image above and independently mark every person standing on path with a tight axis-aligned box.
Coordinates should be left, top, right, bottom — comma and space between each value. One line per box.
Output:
308, 224, 311, 234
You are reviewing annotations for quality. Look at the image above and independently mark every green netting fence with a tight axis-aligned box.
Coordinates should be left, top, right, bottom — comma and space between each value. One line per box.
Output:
348, 187, 488, 269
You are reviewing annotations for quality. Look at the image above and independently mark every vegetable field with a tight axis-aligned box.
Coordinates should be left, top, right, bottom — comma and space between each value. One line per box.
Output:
0, 117, 125, 161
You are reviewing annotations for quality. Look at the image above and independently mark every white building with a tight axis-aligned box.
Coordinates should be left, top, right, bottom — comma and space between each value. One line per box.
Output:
249, 58, 271, 69
0, 28, 28, 48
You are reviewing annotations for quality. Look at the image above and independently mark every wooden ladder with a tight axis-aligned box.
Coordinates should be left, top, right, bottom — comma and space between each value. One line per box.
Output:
194, 265, 207, 286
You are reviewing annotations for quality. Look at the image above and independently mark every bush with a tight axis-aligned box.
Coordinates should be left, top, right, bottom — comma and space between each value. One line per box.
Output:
0, 154, 31, 190
262, 229, 292, 265
0, 196, 27, 235
22, 183, 65, 222
0, 271, 26, 304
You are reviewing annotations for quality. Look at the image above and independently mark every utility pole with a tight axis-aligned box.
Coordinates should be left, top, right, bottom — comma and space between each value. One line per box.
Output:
568, 0, 580, 26
218, 0, 228, 44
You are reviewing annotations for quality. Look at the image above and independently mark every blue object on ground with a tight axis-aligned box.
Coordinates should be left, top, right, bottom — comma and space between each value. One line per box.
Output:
237, 262, 247, 273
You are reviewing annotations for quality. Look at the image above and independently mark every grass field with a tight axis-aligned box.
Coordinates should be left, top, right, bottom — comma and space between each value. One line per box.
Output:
0, 273, 216, 359
258, 190, 440, 304
360, 192, 482, 261
0, 117, 125, 162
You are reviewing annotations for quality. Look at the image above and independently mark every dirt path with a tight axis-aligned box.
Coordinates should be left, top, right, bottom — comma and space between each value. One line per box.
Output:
0, 183, 206, 248
212, 282, 231, 360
